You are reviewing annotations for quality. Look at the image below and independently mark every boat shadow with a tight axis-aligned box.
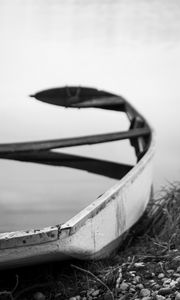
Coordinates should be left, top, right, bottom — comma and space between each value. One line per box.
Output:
1, 150, 133, 180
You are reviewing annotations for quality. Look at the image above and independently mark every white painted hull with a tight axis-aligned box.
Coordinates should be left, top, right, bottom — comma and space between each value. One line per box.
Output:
0, 133, 155, 268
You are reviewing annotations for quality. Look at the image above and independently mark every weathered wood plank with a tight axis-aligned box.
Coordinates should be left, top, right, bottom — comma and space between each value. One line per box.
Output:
0, 227, 58, 249
0, 127, 150, 154
70, 96, 124, 107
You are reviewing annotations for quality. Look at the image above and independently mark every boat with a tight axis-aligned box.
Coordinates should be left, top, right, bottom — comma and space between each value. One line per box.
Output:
0, 86, 155, 268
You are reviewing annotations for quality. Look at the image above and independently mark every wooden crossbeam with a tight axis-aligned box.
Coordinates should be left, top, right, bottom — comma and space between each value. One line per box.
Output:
70, 96, 124, 108
0, 127, 150, 154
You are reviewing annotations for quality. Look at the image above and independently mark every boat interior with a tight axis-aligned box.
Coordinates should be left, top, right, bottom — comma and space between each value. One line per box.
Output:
0, 87, 151, 177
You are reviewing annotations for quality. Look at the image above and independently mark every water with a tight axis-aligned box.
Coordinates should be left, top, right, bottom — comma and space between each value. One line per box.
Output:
0, 0, 180, 231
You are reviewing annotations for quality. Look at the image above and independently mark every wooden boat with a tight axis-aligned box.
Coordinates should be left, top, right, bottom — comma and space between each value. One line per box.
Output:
0, 86, 155, 268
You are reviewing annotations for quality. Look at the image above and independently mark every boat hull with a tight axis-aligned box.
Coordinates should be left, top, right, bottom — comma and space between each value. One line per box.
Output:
0, 134, 155, 268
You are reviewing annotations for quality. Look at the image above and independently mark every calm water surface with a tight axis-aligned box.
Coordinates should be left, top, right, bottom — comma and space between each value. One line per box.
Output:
0, 0, 180, 231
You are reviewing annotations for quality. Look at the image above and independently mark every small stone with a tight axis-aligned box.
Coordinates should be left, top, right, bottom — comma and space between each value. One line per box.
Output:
142, 297, 151, 300
140, 289, 151, 297
170, 279, 177, 287
174, 273, 180, 278
33, 292, 46, 300
175, 293, 180, 300
152, 284, 160, 290
158, 273, 165, 279
69, 298, 77, 300
131, 285, 136, 289
129, 288, 136, 293
87, 289, 95, 296
120, 282, 129, 291
156, 296, 165, 300
176, 277, 180, 284
134, 276, 141, 283
173, 256, 180, 262
167, 269, 174, 274
177, 266, 180, 272
134, 262, 145, 268
129, 271, 136, 277
91, 290, 100, 297
82, 298, 87, 300
144, 271, 154, 279
136, 284, 144, 290
158, 287, 172, 295
161, 277, 169, 282
76, 296, 81, 300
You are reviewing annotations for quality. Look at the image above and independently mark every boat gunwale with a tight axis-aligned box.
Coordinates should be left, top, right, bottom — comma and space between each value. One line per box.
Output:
61, 130, 155, 234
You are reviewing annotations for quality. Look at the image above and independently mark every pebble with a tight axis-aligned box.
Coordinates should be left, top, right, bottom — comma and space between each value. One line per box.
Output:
134, 276, 141, 283
176, 277, 180, 283
91, 290, 100, 297
158, 273, 165, 279
177, 266, 180, 272
140, 289, 151, 297
152, 284, 160, 291
129, 288, 136, 293
120, 282, 129, 291
173, 256, 180, 262
129, 271, 136, 277
131, 285, 136, 289
167, 269, 174, 274
149, 280, 155, 286
134, 262, 145, 268
33, 292, 46, 300
173, 273, 180, 278
142, 297, 151, 300
161, 277, 169, 283
69, 298, 77, 300
155, 296, 165, 300
151, 291, 158, 297
136, 284, 144, 290
87, 289, 94, 296
170, 279, 177, 287
175, 293, 180, 300
158, 287, 172, 295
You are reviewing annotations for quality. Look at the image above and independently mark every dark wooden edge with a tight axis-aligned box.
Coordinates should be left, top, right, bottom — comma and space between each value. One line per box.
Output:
0, 127, 150, 154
